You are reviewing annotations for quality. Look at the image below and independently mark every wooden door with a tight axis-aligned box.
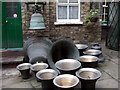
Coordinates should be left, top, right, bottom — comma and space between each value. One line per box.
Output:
1, 2, 23, 49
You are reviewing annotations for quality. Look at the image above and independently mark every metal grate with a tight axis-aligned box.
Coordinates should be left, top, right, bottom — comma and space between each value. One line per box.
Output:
106, 2, 120, 51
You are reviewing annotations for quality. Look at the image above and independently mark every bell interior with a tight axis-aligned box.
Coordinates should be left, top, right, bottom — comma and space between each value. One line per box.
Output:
76, 44, 88, 49
56, 60, 80, 70
85, 50, 101, 55
80, 56, 97, 62
55, 77, 78, 87
18, 65, 30, 70
32, 65, 47, 71
50, 40, 79, 63
39, 72, 56, 79
79, 71, 99, 79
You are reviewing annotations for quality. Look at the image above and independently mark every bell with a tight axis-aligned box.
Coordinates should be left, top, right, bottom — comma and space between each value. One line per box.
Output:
29, 13, 46, 30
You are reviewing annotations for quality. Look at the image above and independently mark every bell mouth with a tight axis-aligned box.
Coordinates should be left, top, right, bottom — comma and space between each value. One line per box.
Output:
83, 49, 102, 56
75, 44, 88, 50
53, 74, 79, 88
30, 57, 47, 64
55, 59, 81, 71
79, 55, 98, 62
36, 69, 58, 80
76, 68, 101, 80
17, 63, 31, 70
30, 63, 48, 71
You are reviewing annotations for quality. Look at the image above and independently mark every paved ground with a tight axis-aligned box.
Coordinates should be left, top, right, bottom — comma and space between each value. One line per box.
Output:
0, 43, 119, 89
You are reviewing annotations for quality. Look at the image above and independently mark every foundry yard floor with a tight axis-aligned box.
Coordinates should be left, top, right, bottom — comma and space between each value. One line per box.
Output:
0, 43, 119, 89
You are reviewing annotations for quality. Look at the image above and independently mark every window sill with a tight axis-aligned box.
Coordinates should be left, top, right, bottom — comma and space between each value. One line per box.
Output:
54, 21, 83, 25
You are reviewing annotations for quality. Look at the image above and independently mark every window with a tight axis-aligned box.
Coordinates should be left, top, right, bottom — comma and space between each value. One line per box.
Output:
55, 0, 83, 25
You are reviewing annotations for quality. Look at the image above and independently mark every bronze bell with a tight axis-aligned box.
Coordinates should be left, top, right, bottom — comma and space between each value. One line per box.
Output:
29, 13, 46, 30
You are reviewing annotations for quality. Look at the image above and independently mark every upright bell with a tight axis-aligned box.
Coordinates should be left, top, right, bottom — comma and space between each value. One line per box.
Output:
29, 13, 46, 30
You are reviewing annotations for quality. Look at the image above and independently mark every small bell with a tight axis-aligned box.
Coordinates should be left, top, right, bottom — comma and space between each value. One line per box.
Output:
91, 44, 102, 50
29, 13, 46, 30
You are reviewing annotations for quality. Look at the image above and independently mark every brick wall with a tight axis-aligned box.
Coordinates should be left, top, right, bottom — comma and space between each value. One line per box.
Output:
21, 2, 101, 45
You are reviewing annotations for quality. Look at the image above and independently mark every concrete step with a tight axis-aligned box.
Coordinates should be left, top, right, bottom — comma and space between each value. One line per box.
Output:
1, 49, 24, 65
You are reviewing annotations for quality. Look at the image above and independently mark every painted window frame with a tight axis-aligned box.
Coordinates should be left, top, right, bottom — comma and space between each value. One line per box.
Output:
55, 0, 83, 25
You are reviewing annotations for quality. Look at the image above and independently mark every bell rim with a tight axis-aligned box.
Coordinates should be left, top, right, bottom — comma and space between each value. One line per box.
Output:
76, 68, 101, 80
30, 63, 48, 71
79, 55, 98, 62
36, 69, 58, 80
53, 74, 79, 88
55, 59, 81, 71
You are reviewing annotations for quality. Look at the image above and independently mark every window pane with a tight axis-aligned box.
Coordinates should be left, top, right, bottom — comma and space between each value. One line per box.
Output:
7, 8, 17, 17
58, 0, 67, 3
69, 0, 78, 3
6, 2, 17, 18
6, 2, 17, 7
69, 6, 78, 19
58, 6, 67, 19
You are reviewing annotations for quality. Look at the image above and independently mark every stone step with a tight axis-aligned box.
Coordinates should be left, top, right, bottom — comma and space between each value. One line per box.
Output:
1, 49, 24, 65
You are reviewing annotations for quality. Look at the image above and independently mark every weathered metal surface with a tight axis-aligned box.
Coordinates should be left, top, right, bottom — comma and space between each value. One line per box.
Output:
30, 63, 48, 73
24, 39, 80, 74
16, 63, 31, 79
47, 40, 80, 73
55, 59, 81, 75
91, 44, 102, 50
83, 49, 102, 57
49, 40, 80, 63
36, 69, 58, 89
91, 44, 105, 62
23, 37, 53, 64
29, 13, 46, 30
75, 44, 88, 56
79, 55, 98, 68
53, 74, 79, 89
76, 68, 101, 90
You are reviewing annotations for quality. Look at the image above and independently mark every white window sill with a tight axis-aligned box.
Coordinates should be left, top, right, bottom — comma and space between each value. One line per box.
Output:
54, 21, 83, 25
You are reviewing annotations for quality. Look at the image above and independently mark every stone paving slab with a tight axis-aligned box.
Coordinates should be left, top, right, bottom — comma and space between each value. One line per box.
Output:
0, 79, 2, 89
100, 61, 118, 80
3, 81, 33, 88
102, 45, 118, 62
98, 71, 113, 81
96, 78, 118, 88
2, 68, 20, 79
2, 76, 23, 87
104, 51, 118, 60
29, 77, 42, 88
2, 77, 23, 88
103, 54, 118, 65
0, 69, 2, 80
110, 58, 118, 65
34, 85, 42, 89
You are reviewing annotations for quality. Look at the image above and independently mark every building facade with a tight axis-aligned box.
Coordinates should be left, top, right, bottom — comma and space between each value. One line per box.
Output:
22, 1, 101, 45
1, 1, 102, 49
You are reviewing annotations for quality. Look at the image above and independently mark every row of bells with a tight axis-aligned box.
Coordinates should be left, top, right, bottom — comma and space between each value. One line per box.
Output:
29, 13, 46, 30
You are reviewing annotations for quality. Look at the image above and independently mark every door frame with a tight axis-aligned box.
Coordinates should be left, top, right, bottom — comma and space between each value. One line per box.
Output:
2, 2, 23, 49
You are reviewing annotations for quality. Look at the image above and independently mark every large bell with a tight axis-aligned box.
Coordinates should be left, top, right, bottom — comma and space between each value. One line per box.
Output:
29, 13, 46, 30
49, 40, 80, 63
